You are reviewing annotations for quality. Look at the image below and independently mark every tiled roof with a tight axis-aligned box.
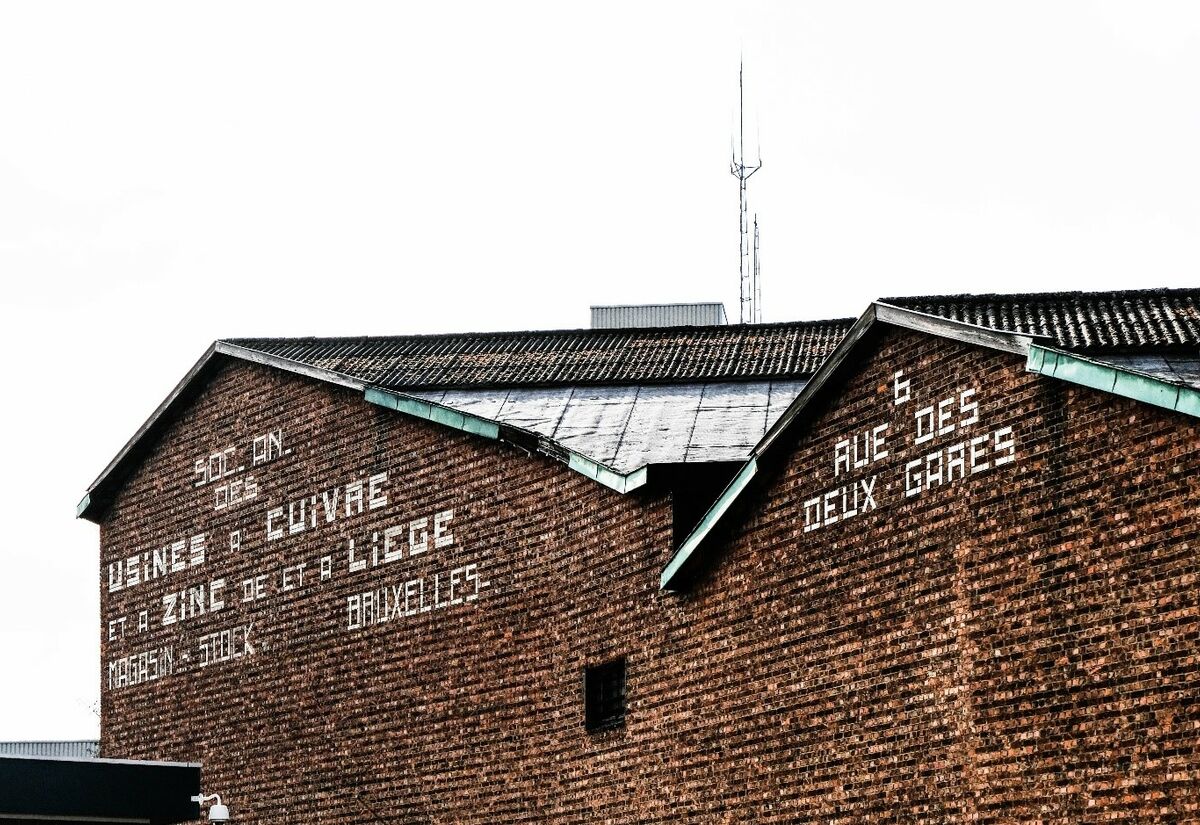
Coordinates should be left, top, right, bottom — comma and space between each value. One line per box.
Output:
225, 322, 853, 389
81, 287, 1200, 524
886, 288, 1200, 351
228, 289, 1200, 391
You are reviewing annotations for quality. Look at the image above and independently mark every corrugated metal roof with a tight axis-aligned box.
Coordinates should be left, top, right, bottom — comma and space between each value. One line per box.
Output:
411, 380, 807, 474
0, 741, 99, 759
886, 287, 1200, 351
591, 303, 728, 329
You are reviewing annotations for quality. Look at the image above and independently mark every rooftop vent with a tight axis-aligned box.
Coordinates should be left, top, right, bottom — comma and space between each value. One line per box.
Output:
590, 303, 728, 329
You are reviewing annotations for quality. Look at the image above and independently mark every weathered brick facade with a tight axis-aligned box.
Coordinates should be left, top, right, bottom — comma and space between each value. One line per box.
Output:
97, 326, 1200, 822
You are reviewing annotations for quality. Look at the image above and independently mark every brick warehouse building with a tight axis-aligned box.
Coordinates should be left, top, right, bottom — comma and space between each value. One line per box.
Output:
79, 288, 1200, 823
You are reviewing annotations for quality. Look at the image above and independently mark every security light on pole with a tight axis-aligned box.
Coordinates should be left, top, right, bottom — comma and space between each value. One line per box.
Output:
191, 793, 229, 823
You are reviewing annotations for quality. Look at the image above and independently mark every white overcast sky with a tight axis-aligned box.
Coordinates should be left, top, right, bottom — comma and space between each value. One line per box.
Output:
1, 1, 1198, 739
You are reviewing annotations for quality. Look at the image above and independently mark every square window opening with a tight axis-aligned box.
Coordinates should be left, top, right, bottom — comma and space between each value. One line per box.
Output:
584, 657, 626, 732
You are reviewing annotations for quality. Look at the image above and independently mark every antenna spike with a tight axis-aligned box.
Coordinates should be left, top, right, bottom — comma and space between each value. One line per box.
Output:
730, 60, 762, 324
753, 214, 762, 324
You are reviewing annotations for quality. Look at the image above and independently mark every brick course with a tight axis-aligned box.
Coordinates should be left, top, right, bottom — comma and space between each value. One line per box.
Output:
97, 327, 1200, 823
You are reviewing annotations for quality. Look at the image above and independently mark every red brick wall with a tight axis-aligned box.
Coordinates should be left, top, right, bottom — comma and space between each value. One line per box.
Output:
97, 328, 1200, 823
656, 328, 1200, 822
99, 359, 676, 822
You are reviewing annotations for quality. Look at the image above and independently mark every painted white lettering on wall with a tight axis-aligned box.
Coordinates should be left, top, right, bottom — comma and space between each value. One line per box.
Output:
252, 430, 284, 466
107, 646, 173, 689
266, 472, 389, 542
345, 509, 454, 573
193, 429, 287, 511
107, 534, 206, 594
197, 624, 254, 667
802, 476, 878, 532
833, 426, 888, 476
904, 426, 1014, 497
801, 370, 1019, 534
104, 411, 487, 687
346, 564, 486, 630
214, 476, 258, 512
160, 578, 226, 627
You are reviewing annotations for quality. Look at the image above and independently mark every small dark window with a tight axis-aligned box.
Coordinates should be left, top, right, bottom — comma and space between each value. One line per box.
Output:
584, 657, 626, 732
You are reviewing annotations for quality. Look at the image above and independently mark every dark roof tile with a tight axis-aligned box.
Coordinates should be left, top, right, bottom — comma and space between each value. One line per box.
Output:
226, 321, 854, 390
225, 288, 1200, 391
886, 287, 1200, 351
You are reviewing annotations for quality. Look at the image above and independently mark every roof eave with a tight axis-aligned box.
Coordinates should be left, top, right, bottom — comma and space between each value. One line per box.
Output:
80, 344, 663, 523
77, 343, 222, 523
1027, 344, 1200, 417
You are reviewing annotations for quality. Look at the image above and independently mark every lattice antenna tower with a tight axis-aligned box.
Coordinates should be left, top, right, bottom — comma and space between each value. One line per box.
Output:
730, 59, 762, 324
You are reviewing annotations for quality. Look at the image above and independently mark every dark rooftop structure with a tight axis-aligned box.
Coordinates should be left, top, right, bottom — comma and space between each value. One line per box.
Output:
0, 753, 200, 825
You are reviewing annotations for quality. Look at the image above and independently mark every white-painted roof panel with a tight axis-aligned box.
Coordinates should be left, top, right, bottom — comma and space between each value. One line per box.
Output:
1096, 354, 1200, 390
409, 380, 807, 474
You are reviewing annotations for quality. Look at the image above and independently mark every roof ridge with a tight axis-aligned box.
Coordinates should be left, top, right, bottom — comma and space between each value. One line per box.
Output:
883, 286, 1200, 304
221, 317, 857, 347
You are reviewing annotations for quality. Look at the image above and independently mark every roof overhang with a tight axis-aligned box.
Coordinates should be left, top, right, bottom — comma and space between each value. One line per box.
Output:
0, 754, 201, 825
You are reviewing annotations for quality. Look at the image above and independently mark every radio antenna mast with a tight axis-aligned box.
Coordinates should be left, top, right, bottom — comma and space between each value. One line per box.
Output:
730, 59, 762, 324
753, 214, 762, 323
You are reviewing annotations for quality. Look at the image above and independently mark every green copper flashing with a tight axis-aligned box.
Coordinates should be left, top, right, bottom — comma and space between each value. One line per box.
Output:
566, 453, 648, 494
366, 386, 648, 495
1026, 344, 1200, 419
75, 493, 91, 520
365, 387, 501, 440
660, 457, 758, 590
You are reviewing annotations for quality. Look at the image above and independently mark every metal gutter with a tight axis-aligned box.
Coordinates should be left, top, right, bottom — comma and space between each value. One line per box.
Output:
659, 457, 757, 590
365, 387, 501, 440
1026, 344, 1200, 418
566, 453, 649, 494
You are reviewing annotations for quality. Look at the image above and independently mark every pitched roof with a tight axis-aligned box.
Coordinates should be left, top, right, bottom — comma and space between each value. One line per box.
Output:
225, 321, 853, 389
660, 300, 1200, 591
887, 287, 1200, 351
223, 288, 1200, 393
80, 287, 1200, 524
